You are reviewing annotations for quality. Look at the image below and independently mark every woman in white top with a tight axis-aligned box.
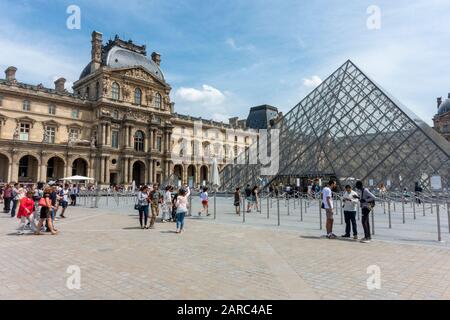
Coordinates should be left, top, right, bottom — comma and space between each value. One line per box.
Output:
175, 186, 190, 234
342, 185, 359, 239
161, 185, 173, 223
137, 186, 150, 229
199, 187, 210, 216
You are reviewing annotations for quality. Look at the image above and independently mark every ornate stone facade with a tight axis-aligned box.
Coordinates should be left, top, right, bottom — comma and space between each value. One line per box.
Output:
434, 95, 450, 142
0, 31, 255, 187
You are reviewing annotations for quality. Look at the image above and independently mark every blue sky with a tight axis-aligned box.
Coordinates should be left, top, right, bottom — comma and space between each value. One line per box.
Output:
1, 0, 449, 125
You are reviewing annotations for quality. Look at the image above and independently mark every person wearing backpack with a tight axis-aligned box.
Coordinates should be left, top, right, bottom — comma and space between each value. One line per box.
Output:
35, 189, 58, 235
10, 183, 19, 218
355, 181, 376, 243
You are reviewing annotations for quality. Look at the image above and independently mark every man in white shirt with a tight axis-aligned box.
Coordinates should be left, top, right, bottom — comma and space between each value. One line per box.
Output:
342, 185, 359, 239
322, 179, 337, 239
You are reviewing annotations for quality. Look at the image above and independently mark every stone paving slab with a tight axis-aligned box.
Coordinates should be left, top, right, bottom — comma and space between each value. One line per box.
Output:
0, 204, 450, 300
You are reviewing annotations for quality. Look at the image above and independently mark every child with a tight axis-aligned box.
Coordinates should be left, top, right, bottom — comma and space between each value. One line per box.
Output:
234, 187, 241, 216
175, 186, 191, 234
17, 191, 36, 235
199, 187, 210, 216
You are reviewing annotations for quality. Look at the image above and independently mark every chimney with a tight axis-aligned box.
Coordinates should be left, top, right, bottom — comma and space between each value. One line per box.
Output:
5, 66, 17, 82
437, 97, 443, 109
229, 117, 238, 127
151, 52, 161, 66
91, 31, 103, 73
54, 77, 66, 93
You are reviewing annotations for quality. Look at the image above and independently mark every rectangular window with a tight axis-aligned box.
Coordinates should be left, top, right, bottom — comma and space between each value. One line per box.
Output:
204, 130, 209, 138
45, 126, 56, 143
112, 110, 119, 119
19, 123, 30, 141
157, 136, 162, 152
112, 130, 119, 149
48, 104, 56, 115
23, 100, 30, 111
69, 128, 79, 141
71, 109, 80, 119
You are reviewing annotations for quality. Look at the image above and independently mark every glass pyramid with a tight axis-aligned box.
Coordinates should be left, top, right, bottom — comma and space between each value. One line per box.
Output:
220, 60, 450, 192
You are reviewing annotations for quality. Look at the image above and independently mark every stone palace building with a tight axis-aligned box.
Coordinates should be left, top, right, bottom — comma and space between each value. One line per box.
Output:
0, 31, 262, 187
434, 94, 450, 142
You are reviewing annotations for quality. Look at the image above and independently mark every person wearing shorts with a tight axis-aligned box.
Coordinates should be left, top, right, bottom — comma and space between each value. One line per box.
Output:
199, 187, 209, 216
59, 184, 70, 218
322, 179, 337, 239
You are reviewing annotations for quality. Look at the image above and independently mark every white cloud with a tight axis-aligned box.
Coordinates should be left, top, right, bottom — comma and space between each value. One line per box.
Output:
226, 37, 255, 52
302, 75, 322, 88
0, 19, 84, 91
175, 84, 226, 105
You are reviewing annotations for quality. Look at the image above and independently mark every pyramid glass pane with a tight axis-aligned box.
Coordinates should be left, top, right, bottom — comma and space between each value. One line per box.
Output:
220, 60, 450, 192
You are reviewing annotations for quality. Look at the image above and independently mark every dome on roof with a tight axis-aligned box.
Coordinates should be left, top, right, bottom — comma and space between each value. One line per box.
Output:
438, 99, 450, 116
79, 46, 165, 81
106, 46, 164, 81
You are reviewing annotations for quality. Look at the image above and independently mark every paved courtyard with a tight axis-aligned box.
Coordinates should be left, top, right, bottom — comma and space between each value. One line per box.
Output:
1, 198, 450, 300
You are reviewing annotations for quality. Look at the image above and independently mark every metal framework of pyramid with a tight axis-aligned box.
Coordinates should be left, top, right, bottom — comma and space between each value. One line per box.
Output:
220, 60, 450, 192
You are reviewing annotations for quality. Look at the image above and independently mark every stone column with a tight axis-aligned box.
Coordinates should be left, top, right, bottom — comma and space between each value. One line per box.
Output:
144, 134, 149, 153
105, 156, 110, 184
123, 158, 129, 184
152, 160, 157, 183
153, 129, 157, 149
108, 124, 112, 145
99, 156, 105, 183
183, 164, 188, 185
148, 129, 153, 152
128, 127, 133, 148
40, 162, 47, 182
8, 161, 12, 182
148, 159, 153, 184
65, 158, 72, 178
124, 125, 129, 148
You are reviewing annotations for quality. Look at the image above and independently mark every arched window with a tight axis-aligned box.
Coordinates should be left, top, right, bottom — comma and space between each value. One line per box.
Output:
134, 130, 145, 152
154, 93, 162, 109
86, 86, 90, 99
134, 88, 142, 105
112, 82, 120, 100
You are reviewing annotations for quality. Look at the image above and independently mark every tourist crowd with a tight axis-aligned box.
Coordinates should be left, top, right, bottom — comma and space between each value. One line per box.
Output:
0, 182, 80, 235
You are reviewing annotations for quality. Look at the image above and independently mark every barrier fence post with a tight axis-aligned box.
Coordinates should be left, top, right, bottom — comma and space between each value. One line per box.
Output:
383, 200, 386, 214
300, 196, 303, 222
388, 200, 392, 229
402, 201, 406, 224
189, 193, 192, 216
423, 201, 426, 217
287, 197, 290, 216
267, 196, 270, 219
214, 192, 217, 220
371, 207, 375, 236
319, 198, 322, 230
357, 206, 360, 221
437, 204, 442, 242
277, 197, 280, 226
448, 202, 450, 234
340, 197, 343, 225
413, 200, 416, 220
